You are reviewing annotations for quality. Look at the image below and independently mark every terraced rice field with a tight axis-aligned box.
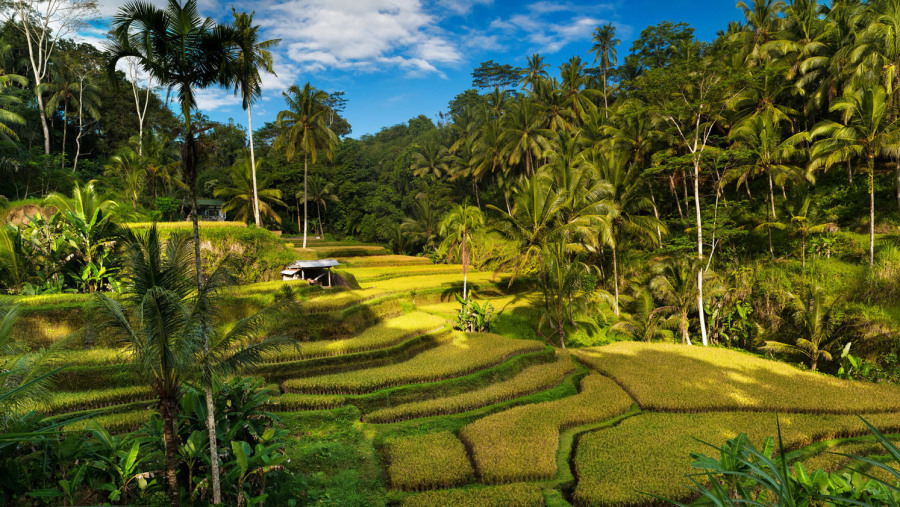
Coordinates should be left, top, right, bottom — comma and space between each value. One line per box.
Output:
27, 240, 900, 506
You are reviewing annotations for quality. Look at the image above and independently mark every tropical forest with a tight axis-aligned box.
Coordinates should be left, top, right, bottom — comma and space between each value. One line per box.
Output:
6, 0, 900, 505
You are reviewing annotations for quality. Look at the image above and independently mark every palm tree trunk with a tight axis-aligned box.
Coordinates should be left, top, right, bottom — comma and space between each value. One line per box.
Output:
316, 201, 324, 238
248, 106, 261, 228
161, 400, 181, 507
649, 188, 662, 244
602, 68, 609, 118
768, 173, 777, 220
61, 101, 68, 171
692, 157, 708, 346
896, 158, 900, 214
73, 81, 84, 173
462, 230, 468, 300
473, 179, 481, 208
204, 383, 221, 503
303, 153, 309, 249
612, 242, 620, 316
869, 158, 875, 267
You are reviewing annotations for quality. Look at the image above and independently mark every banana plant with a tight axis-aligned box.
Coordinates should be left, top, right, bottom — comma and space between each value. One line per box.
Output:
227, 436, 287, 507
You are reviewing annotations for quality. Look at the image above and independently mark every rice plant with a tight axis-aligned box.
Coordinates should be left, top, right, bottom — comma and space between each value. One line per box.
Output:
572, 411, 900, 506
35, 385, 153, 414
386, 432, 474, 490
399, 483, 544, 507
63, 409, 154, 433
281, 333, 543, 394
459, 374, 634, 483
365, 353, 575, 423
575, 342, 900, 414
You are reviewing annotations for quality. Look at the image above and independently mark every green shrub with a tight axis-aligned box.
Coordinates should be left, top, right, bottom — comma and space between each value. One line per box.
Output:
386, 432, 474, 490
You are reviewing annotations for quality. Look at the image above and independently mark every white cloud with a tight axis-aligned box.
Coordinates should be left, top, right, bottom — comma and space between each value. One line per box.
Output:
436, 0, 492, 15
194, 88, 237, 111
487, 2, 626, 55
259, 0, 459, 76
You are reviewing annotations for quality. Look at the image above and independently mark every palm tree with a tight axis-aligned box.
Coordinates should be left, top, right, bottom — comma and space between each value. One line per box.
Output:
228, 8, 280, 227
93, 226, 286, 506
107, 3, 239, 501
761, 285, 844, 370
501, 99, 556, 176
104, 148, 145, 210
589, 149, 666, 315
559, 56, 600, 125
651, 257, 704, 345
439, 204, 484, 300
590, 23, 620, 115
214, 152, 286, 225
276, 83, 338, 249
304, 175, 338, 237
609, 288, 676, 342
403, 193, 440, 251
810, 85, 900, 266
519, 53, 548, 91
0, 59, 26, 143
538, 240, 606, 349
411, 136, 450, 178
727, 110, 812, 257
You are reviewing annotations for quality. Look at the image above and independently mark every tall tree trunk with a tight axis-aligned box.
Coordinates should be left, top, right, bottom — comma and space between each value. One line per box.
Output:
669, 175, 684, 220
303, 153, 309, 249
316, 202, 324, 238
473, 179, 481, 208
462, 230, 468, 300
73, 80, 84, 173
649, 188, 662, 244
766, 194, 774, 260
681, 311, 692, 345
602, 68, 609, 118
248, 106, 261, 227
768, 173, 777, 220
895, 159, 900, 214
611, 241, 620, 316
37, 92, 50, 156
869, 158, 876, 268
61, 101, 68, 171
161, 401, 181, 507
693, 158, 709, 346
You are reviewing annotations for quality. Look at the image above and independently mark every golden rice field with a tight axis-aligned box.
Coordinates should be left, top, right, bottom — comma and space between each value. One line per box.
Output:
459, 374, 634, 483
18, 240, 900, 506
572, 411, 900, 506
261, 312, 445, 362
281, 332, 544, 394
575, 342, 900, 413
399, 483, 544, 507
365, 352, 575, 423
386, 432, 475, 490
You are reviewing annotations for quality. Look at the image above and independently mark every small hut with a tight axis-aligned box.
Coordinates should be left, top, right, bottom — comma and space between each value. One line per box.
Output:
281, 259, 340, 286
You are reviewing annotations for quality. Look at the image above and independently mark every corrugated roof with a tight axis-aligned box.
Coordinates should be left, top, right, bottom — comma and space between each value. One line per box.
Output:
286, 259, 340, 269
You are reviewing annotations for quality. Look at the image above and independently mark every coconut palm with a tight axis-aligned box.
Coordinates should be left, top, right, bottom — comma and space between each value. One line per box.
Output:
106, 3, 240, 501
304, 175, 338, 237
403, 193, 440, 251
761, 285, 844, 370
215, 153, 286, 225
439, 204, 484, 300
559, 56, 600, 125
93, 226, 287, 506
228, 8, 280, 227
0, 60, 26, 143
590, 23, 620, 115
411, 136, 450, 178
38, 64, 81, 170
727, 110, 812, 257
519, 53, 548, 91
610, 288, 676, 342
810, 85, 900, 266
501, 99, 556, 176
651, 257, 705, 345
276, 83, 338, 248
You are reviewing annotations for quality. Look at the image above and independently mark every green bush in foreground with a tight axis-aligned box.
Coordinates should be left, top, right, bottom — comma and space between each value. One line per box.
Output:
572, 411, 900, 506
399, 483, 544, 507
386, 431, 474, 490
365, 352, 575, 423
282, 332, 543, 394
575, 342, 900, 413
460, 374, 634, 483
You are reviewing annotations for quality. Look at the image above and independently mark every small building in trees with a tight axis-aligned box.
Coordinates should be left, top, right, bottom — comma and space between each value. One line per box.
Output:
281, 259, 340, 286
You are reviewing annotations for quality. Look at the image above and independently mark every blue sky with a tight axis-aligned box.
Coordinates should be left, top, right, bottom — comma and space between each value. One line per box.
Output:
87, 0, 742, 137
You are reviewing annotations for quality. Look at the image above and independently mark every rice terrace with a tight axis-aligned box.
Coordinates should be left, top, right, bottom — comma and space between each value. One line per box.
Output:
6, 0, 900, 506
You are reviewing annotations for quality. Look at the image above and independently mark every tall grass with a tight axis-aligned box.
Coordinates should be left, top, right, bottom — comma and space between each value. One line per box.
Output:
386, 432, 474, 490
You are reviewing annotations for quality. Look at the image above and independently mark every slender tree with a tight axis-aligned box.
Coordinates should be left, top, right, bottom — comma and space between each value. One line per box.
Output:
229, 8, 280, 227
590, 23, 620, 116
276, 83, 337, 248
439, 204, 484, 300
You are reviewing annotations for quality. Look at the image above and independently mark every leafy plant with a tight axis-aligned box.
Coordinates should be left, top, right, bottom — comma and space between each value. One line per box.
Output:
454, 294, 495, 332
